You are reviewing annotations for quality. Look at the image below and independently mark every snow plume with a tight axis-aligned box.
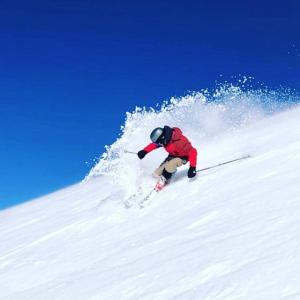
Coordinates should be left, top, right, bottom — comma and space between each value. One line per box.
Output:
85, 84, 298, 197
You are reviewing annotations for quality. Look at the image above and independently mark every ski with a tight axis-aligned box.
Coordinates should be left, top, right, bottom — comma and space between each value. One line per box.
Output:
138, 188, 157, 208
124, 194, 136, 208
124, 188, 157, 208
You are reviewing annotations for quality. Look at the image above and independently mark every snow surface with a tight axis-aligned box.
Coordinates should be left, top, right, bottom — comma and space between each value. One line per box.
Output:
1, 87, 300, 299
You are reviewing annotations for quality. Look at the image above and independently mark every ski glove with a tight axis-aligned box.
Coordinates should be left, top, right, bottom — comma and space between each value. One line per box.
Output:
137, 150, 147, 159
188, 166, 196, 178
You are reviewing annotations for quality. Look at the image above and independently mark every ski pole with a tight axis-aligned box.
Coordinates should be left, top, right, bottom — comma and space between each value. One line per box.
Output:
124, 150, 137, 155
196, 155, 251, 173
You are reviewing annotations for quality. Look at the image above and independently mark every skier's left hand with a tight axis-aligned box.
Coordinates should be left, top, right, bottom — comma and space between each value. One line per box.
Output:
187, 166, 196, 178
137, 150, 147, 159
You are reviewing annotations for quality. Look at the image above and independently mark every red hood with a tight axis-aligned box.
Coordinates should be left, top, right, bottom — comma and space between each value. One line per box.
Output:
171, 127, 183, 141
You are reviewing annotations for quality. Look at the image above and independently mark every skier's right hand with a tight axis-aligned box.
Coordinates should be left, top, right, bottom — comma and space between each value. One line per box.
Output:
137, 150, 147, 159
188, 166, 196, 178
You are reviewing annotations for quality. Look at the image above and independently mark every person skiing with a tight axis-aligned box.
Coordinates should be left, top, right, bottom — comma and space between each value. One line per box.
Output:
137, 125, 197, 191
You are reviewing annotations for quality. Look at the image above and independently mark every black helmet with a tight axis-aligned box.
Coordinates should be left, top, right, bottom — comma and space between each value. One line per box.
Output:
150, 127, 164, 144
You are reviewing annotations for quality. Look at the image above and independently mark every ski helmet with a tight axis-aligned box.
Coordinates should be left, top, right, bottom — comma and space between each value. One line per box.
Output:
150, 127, 164, 143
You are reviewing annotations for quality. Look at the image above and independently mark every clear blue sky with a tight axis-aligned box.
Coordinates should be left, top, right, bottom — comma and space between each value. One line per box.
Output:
0, 0, 299, 210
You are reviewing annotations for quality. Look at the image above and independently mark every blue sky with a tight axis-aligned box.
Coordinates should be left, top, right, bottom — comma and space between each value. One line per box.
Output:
0, 0, 299, 209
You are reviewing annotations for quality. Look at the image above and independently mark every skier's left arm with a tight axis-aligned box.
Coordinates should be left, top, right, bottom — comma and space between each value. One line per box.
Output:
187, 147, 197, 178
137, 143, 160, 159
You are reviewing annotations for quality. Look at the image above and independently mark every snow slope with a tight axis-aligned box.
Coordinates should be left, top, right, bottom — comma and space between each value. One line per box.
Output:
1, 87, 300, 300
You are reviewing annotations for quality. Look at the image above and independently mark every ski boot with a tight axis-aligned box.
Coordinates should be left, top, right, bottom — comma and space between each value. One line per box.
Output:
155, 175, 167, 192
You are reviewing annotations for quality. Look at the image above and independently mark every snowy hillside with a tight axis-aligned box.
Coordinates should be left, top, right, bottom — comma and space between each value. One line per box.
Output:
1, 87, 300, 300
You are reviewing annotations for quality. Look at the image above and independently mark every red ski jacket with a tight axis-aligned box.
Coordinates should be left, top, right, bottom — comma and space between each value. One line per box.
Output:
143, 127, 197, 167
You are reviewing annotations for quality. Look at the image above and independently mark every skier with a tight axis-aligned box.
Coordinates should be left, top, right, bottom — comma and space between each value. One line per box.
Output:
137, 126, 197, 191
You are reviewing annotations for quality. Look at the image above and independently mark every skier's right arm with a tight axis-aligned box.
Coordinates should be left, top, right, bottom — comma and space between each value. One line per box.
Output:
137, 143, 159, 159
